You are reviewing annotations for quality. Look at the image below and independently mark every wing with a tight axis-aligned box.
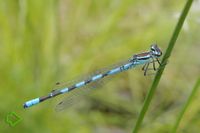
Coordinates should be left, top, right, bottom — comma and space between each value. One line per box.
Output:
54, 80, 102, 112
54, 58, 132, 112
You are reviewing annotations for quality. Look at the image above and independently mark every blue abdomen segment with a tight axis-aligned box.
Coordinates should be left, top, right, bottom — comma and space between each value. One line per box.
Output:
75, 81, 85, 88
60, 87, 69, 93
92, 74, 103, 81
108, 67, 121, 75
23, 98, 40, 108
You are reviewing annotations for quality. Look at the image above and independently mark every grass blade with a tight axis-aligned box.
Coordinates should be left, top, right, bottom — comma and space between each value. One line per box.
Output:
133, 0, 194, 132
171, 77, 200, 133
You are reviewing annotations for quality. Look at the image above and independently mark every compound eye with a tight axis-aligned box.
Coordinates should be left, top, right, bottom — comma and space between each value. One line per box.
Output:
151, 44, 156, 49
151, 47, 155, 51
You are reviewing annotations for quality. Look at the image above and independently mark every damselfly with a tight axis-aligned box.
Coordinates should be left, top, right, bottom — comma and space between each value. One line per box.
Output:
23, 44, 162, 109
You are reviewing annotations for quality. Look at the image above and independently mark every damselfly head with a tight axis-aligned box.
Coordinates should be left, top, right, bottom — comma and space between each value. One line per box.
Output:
150, 44, 162, 57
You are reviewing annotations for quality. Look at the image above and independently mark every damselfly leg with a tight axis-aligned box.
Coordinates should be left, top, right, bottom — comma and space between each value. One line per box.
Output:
155, 58, 161, 65
143, 63, 150, 76
151, 57, 156, 71
142, 58, 168, 76
142, 58, 161, 76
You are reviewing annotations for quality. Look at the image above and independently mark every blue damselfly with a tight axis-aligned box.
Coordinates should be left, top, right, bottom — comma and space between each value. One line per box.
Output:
23, 44, 162, 109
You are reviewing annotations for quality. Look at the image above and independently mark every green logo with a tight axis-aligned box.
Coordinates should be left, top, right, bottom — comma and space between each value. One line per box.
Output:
5, 112, 22, 127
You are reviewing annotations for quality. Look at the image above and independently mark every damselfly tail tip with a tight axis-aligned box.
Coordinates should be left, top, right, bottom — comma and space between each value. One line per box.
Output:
23, 103, 28, 109
23, 98, 40, 109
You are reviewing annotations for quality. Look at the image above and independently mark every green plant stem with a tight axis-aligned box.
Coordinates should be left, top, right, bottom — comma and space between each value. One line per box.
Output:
133, 0, 194, 133
171, 77, 200, 133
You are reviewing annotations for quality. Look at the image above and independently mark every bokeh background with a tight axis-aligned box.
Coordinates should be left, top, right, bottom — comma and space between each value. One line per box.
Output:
0, 0, 200, 133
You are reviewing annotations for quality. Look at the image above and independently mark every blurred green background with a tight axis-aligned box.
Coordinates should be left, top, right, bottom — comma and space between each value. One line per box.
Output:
0, 0, 199, 133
